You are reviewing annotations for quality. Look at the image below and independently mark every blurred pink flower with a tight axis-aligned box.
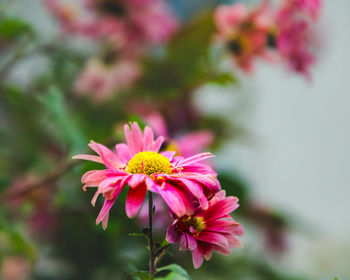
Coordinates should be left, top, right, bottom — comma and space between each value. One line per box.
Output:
73, 122, 220, 229
1, 257, 30, 280
166, 191, 244, 268
214, 1, 274, 72
45, 0, 178, 46
145, 112, 214, 157
74, 58, 141, 101
275, 0, 321, 78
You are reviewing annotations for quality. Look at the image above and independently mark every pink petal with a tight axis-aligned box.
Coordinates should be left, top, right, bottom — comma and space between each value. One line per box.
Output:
72, 154, 103, 164
191, 248, 204, 269
96, 198, 116, 227
174, 178, 208, 210
166, 223, 180, 243
161, 151, 176, 160
154, 183, 187, 218
180, 233, 188, 250
202, 196, 239, 221
127, 174, 147, 188
124, 124, 136, 155
81, 170, 108, 185
152, 136, 164, 152
174, 152, 214, 168
131, 122, 144, 153
115, 143, 132, 162
125, 184, 147, 218
88, 141, 122, 169
195, 231, 229, 248
143, 126, 154, 151
91, 190, 100, 207
186, 233, 197, 251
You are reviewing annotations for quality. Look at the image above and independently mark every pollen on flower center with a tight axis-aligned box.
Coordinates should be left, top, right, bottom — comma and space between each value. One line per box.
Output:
126, 151, 173, 176
177, 216, 206, 234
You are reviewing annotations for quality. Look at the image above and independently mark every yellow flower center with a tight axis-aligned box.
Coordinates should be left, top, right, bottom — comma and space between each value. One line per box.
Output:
178, 216, 206, 234
126, 151, 173, 176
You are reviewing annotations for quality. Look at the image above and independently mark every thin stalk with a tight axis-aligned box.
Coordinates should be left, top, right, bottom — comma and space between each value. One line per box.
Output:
148, 192, 156, 278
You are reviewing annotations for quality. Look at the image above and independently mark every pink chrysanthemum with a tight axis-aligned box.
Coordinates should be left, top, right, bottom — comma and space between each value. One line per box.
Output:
73, 122, 220, 229
166, 191, 244, 268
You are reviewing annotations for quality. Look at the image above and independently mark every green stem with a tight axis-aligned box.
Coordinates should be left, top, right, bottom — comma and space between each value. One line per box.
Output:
148, 192, 155, 278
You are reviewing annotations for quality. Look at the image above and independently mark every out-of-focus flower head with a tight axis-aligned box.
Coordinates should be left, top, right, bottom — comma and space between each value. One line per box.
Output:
214, 1, 274, 72
247, 203, 289, 255
213, 0, 322, 77
74, 56, 141, 101
1, 257, 30, 280
274, 0, 322, 78
73, 122, 220, 229
45, 0, 178, 47
145, 112, 214, 157
167, 190, 244, 268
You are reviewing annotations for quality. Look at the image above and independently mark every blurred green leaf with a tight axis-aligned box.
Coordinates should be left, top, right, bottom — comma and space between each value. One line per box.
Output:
126, 263, 152, 280
157, 264, 190, 279
38, 86, 87, 154
0, 17, 33, 39
135, 11, 215, 98
155, 272, 187, 280
209, 72, 237, 85
0, 213, 36, 262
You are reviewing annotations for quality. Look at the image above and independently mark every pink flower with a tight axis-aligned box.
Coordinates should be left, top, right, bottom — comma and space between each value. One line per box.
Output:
73, 122, 220, 229
145, 112, 213, 157
214, 1, 274, 72
275, 0, 321, 78
45, 0, 178, 46
166, 191, 244, 268
74, 58, 141, 101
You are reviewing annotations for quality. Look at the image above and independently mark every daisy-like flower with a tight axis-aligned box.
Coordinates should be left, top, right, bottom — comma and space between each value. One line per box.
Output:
166, 191, 244, 268
73, 122, 220, 229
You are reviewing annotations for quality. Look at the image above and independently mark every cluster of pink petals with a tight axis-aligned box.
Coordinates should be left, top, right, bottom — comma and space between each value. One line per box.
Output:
74, 58, 141, 101
73, 122, 220, 229
45, 0, 178, 46
276, 0, 321, 78
45, 0, 178, 100
145, 112, 214, 157
166, 191, 244, 268
214, 0, 322, 77
214, 1, 274, 72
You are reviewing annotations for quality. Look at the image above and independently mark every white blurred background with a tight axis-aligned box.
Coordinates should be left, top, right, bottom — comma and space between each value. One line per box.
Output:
197, 1, 350, 279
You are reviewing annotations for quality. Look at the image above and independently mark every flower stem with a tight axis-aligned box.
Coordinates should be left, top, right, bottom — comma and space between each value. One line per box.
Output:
148, 191, 155, 278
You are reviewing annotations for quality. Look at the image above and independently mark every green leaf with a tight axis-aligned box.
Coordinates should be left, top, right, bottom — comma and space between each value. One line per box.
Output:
38, 86, 87, 154
0, 17, 33, 39
135, 11, 215, 98
157, 264, 190, 279
209, 72, 237, 85
126, 264, 152, 280
155, 272, 187, 280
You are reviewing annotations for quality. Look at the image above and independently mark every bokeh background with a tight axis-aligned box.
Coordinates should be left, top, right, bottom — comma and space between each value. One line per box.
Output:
1, 0, 349, 279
